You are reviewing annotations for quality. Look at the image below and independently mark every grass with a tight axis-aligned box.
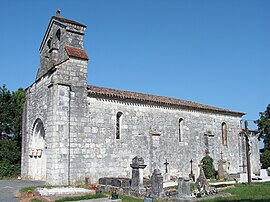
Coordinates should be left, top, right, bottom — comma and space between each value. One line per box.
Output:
54, 193, 107, 202
120, 195, 144, 202
202, 182, 270, 202
20, 186, 37, 194
0, 176, 19, 180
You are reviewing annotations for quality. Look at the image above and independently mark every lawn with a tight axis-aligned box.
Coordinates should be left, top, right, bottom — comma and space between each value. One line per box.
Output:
20, 182, 270, 202
202, 182, 270, 202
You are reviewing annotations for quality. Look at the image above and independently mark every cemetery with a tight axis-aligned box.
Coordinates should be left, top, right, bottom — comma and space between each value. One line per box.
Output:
20, 155, 270, 202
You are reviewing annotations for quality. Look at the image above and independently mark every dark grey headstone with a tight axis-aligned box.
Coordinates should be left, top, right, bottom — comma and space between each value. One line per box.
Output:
178, 177, 191, 197
150, 169, 164, 199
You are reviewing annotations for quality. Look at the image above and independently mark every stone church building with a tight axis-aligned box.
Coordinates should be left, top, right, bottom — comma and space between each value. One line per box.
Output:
21, 12, 260, 185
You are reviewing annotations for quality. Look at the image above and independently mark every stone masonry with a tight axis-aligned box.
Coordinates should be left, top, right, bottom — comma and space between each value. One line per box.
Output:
21, 11, 260, 185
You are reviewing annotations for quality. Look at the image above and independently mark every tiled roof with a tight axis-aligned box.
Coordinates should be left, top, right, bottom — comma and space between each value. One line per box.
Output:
52, 16, 86, 27
65, 46, 89, 60
87, 85, 245, 116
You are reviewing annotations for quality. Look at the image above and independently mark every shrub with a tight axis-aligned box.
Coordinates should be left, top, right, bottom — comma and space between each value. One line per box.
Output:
0, 138, 21, 178
201, 155, 217, 179
261, 150, 270, 169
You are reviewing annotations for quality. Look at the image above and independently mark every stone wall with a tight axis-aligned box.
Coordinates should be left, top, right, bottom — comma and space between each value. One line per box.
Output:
83, 97, 244, 183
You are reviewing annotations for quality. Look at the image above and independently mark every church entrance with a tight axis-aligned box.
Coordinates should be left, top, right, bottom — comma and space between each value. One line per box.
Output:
28, 119, 46, 180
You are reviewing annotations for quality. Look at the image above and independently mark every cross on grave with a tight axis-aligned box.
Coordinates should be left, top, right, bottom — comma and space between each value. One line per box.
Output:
190, 159, 193, 175
220, 151, 223, 160
164, 159, 169, 173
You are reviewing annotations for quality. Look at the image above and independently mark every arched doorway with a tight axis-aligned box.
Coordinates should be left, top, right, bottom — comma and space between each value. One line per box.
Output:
28, 119, 46, 180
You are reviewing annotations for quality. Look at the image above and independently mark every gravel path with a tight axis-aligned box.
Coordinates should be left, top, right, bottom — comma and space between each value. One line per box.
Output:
0, 180, 45, 202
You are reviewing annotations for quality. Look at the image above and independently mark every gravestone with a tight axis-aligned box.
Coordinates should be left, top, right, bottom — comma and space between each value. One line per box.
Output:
217, 159, 225, 180
144, 197, 153, 202
150, 169, 164, 199
195, 164, 209, 193
130, 156, 147, 195
260, 169, 269, 180
178, 177, 191, 198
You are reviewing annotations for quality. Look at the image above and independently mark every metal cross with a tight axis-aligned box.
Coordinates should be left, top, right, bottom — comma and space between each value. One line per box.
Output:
164, 159, 169, 173
190, 159, 193, 175
220, 151, 223, 160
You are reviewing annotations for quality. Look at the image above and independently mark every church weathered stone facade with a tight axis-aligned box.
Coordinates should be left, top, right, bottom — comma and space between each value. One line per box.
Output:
21, 12, 260, 185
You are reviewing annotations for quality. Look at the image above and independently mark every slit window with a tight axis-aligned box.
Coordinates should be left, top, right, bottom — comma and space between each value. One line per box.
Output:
116, 112, 123, 139
56, 29, 61, 40
222, 122, 228, 146
179, 118, 183, 142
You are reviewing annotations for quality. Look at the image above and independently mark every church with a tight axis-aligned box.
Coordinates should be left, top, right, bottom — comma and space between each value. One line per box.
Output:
21, 11, 260, 185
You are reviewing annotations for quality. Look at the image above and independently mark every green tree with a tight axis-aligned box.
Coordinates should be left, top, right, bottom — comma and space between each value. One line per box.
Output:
202, 155, 217, 179
260, 150, 270, 169
10, 88, 25, 144
255, 104, 270, 151
0, 85, 12, 137
0, 139, 21, 177
0, 84, 25, 177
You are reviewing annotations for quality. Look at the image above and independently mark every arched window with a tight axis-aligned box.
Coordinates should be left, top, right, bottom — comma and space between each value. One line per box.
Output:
56, 29, 61, 40
116, 112, 123, 139
179, 118, 183, 142
222, 122, 228, 146
47, 39, 51, 49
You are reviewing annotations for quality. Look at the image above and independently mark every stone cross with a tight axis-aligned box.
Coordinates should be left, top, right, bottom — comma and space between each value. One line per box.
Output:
189, 159, 195, 181
56, 8, 61, 16
130, 156, 147, 195
164, 159, 169, 173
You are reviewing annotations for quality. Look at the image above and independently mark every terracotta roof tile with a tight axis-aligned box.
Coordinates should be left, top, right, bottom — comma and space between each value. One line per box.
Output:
87, 85, 245, 116
65, 46, 89, 60
52, 16, 86, 27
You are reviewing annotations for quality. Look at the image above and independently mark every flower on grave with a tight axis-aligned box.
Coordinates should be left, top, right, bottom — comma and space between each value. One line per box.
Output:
110, 188, 118, 196
90, 185, 99, 190
27, 190, 33, 194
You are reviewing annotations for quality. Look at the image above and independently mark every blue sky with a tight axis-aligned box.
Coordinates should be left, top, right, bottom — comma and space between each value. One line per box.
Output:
0, 0, 269, 135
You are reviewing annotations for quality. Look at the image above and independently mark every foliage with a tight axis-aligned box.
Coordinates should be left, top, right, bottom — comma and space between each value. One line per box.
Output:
119, 195, 144, 202
20, 186, 37, 194
0, 85, 12, 136
202, 155, 217, 179
30, 198, 43, 202
190, 182, 196, 192
10, 88, 26, 143
54, 193, 106, 202
0, 84, 25, 178
255, 104, 270, 151
202, 182, 270, 201
0, 138, 21, 178
260, 150, 270, 169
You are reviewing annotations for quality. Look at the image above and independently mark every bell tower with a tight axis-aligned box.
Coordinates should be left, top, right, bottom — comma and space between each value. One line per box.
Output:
37, 9, 88, 80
